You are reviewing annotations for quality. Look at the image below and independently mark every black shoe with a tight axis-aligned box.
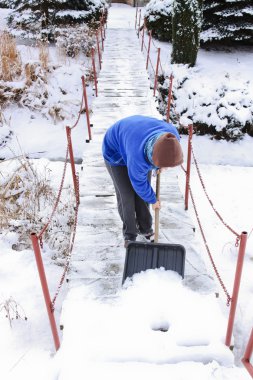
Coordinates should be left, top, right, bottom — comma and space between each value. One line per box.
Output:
144, 232, 155, 243
124, 240, 135, 248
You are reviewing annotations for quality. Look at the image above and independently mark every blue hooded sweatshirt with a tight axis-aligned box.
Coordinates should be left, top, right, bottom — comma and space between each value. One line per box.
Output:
102, 115, 181, 204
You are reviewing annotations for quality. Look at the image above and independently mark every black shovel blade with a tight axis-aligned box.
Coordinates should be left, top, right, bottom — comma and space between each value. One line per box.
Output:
122, 241, 185, 284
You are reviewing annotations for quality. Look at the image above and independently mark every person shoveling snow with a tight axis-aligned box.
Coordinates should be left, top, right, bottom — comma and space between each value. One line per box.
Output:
102, 115, 183, 248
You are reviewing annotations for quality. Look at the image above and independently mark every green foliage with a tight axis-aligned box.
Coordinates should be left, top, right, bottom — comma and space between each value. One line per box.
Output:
145, 0, 253, 46
171, 0, 202, 66
144, 0, 173, 41
0, 0, 9, 8
202, 0, 253, 45
7, 0, 106, 40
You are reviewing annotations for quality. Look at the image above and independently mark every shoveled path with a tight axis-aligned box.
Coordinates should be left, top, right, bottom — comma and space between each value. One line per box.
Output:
59, 4, 233, 373
67, 8, 215, 298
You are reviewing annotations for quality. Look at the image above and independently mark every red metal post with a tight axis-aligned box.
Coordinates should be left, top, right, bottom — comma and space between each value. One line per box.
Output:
66, 127, 80, 205
242, 328, 253, 377
153, 47, 160, 97
96, 30, 102, 70
103, 17, 106, 38
225, 231, 248, 347
135, 7, 138, 30
141, 23, 145, 52
184, 124, 193, 210
166, 74, 174, 123
138, 9, 141, 38
91, 47, 98, 97
30, 233, 60, 351
146, 30, 152, 70
81, 75, 92, 142
100, 21, 104, 51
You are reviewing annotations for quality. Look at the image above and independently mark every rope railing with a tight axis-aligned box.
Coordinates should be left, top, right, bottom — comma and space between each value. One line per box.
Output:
136, 12, 250, 366
30, 15, 107, 351
137, 20, 167, 98
51, 177, 79, 309
183, 125, 248, 349
191, 145, 240, 240
37, 147, 69, 248
189, 184, 232, 306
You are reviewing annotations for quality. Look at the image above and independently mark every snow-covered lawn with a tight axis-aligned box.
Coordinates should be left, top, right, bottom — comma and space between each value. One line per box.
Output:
0, 4, 253, 380
144, 20, 253, 139
0, 8, 10, 30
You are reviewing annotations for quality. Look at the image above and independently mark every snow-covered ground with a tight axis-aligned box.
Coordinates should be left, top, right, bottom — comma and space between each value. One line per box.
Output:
0, 4, 253, 380
0, 8, 10, 30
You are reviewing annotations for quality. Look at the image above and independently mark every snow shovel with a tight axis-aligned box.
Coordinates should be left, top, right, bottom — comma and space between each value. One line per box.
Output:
122, 172, 186, 283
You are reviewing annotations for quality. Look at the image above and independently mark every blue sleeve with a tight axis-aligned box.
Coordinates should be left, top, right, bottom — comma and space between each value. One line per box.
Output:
128, 162, 156, 204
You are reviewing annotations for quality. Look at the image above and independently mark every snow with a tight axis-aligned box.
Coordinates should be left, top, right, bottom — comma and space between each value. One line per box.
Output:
0, 7, 10, 30
0, 3, 253, 380
58, 270, 233, 366
56, 10, 89, 18
145, 0, 173, 18
144, 31, 253, 137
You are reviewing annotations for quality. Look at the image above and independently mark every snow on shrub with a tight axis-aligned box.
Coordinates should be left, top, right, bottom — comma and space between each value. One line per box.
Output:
157, 65, 253, 141
145, 0, 173, 41
0, 157, 75, 257
145, 0, 253, 45
171, 0, 202, 67
7, 0, 107, 41
0, 0, 9, 8
202, 0, 253, 46
55, 25, 95, 58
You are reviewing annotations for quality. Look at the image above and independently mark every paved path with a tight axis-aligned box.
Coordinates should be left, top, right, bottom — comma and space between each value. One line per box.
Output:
59, 5, 233, 371
67, 13, 215, 297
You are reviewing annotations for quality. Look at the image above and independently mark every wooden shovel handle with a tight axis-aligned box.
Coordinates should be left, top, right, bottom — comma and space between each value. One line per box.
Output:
154, 171, 160, 243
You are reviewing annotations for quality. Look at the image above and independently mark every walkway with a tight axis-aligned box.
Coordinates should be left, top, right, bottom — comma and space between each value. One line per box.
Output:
58, 5, 234, 377
68, 7, 214, 297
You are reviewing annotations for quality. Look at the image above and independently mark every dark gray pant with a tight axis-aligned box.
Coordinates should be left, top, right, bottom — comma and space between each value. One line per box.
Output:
105, 161, 153, 241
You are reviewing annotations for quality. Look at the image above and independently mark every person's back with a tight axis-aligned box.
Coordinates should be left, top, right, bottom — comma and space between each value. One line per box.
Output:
102, 115, 180, 168
102, 115, 183, 246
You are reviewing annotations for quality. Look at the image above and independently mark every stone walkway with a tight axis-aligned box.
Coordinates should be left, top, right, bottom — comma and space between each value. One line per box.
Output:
67, 7, 215, 299
57, 6, 236, 373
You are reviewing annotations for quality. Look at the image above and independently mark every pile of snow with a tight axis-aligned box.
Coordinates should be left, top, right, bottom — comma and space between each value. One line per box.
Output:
57, 269, 235, 377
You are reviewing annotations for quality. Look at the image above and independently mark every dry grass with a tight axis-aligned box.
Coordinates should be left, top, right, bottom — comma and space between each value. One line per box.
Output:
0, 157, 54, 229
38, 41, 49, 71
0, 156, 75, 256
0, 297, 27, 327
24, 62, 40, 86
0, 31, 22, 81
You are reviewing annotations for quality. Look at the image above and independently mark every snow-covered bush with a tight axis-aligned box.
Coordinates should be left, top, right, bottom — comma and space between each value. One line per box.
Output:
0, 157, 75, 256
171, 0, 202, 66
0, 0, 9, 8
55, 25, 95, 58
144, 0, 173, 41
145, 0, 253, 46
202, 0, 253, 45
156, 65, 253, 141
7, 0, 107, 40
